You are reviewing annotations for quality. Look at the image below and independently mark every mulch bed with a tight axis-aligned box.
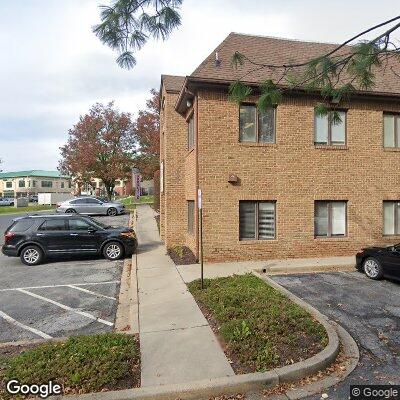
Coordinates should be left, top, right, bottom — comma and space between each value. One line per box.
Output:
167, 246, 197, 265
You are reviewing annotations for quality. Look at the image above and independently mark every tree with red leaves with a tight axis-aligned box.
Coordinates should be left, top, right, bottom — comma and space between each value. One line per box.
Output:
59, 102, 136, 200
133, 89, 160, 179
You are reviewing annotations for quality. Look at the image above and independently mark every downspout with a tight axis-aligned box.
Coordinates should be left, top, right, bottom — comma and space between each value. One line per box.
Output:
195, 95, 200, 261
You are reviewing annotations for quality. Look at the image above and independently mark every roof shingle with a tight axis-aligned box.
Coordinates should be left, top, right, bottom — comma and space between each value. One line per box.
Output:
190, 32, 400, 96
161, 75, 185, 93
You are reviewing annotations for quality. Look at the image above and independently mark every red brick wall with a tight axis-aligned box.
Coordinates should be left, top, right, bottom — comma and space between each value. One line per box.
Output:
196, 89, 400, 262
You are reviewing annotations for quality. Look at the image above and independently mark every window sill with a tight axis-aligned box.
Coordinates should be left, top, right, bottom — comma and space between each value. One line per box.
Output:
383, 147, 400, 152
314, 236, 349, 241
314, 144, 348, 150
239, 142, 277, 147
382, 234, 400, 237
239, 238, 277, 244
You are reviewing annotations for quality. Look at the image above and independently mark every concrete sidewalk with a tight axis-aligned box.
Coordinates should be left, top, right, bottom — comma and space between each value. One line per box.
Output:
135, 205, 234, 387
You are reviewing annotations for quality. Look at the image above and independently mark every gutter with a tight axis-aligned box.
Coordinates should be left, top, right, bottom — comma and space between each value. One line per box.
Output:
175, 75, 400, 114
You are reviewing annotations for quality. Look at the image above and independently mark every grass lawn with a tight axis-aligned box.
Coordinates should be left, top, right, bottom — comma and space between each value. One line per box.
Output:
0, 333, 140, 398
188, 274, 328, 373
120, 195, 154, 206
0, 205, 55, 215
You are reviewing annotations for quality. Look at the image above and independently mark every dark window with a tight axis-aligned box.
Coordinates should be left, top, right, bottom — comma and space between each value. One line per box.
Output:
41, 180, 53, 188
61, 182, 65, 188
314, 201, 347, 237
187, 201, 195, 235
9, 219, 35, 232
188, 115, 195, 150
383, 114, 400, 148
68, 219, 92, 231
32, 180, 36, 188
239, 104, 275, 143
70, 199, 86, 205
39, 219, 67, 231
18, 180, 25, 188
383, 201, 400, 235
239, 201, 276, 240
85, 198, 102, 204
5, 182, 12, 188
314, 110, 346, 145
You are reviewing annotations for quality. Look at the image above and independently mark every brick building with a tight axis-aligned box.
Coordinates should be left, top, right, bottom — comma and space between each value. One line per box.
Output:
160, 33, 400, 263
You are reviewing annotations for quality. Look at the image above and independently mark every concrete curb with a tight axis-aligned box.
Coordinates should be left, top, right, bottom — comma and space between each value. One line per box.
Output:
52, 271, 354, 400
115, 212, 139, 334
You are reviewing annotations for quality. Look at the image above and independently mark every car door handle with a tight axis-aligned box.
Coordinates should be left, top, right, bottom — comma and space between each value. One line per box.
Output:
36, 233, 45, 236
70, 233, 78, 236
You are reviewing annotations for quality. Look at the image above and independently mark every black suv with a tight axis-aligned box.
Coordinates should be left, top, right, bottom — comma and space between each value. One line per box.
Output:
2, 214, 137, 266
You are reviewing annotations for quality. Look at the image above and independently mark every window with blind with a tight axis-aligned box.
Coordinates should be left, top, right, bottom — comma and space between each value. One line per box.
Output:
314, 110, 346, 146
188, 115, 195, 150
187, 200, 195, 235
239, 201, 276, 240
383, 114, 400, 148
314, 201, 347, 237
383, 201, 400, 235
239, 104, 275, 143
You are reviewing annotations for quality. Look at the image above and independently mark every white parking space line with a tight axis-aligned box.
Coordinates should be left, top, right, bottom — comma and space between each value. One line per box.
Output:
17, 289, 114, 327
0, 310, 53, 339
67, 285, 116, 301
0, 281, 120, 292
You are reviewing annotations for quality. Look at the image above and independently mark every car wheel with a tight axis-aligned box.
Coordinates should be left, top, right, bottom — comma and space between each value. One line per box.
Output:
65, 208, 76, 214
103, 241, 124, 260
363, 257, 383, 280
107, 207, 117, 216
20, 245, 43, 266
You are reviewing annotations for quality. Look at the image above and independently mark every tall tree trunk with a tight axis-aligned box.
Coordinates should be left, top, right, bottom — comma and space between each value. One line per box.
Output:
104, 181, 115, 200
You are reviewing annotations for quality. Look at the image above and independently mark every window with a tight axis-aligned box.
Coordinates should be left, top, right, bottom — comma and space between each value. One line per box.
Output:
383, 114, 400, 148
68, 219, 92, 231
70, 199, 86, 204
61, 182, 65, 188
314, 110, 346, 145
314, 201, 347, 237
85, 198, 102, 204
39, 219, 67, 231
383, 201, 400, 235
6, 181, 12, 188
9, 219, 34, 232
239, 201, 276, 240
187, 200, 195, 235
18, 180, 25, 188
239, 104, 275, 143
32, 180, 36, 188
188, 115, 195, 150
41, 181, 53, 188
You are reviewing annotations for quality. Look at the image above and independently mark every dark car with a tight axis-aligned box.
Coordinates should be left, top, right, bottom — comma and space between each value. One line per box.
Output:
356, 245, 400, 281
2, 214, 137, 266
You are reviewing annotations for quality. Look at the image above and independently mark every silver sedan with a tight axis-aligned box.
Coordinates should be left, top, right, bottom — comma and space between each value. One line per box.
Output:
56, 197, 125, 216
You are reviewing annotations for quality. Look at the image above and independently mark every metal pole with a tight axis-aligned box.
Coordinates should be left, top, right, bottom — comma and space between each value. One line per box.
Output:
199, 207, 204, 289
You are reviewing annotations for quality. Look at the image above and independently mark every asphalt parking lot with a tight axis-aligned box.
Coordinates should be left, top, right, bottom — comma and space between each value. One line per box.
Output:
271, 272, 400, 400
0, 213, 130, 343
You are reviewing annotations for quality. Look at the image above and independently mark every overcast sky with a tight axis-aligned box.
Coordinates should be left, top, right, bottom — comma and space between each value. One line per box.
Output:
0, 0, 398, 171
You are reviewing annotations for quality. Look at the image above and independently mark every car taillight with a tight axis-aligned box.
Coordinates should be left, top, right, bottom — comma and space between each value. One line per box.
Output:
4, 232, 15, 243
